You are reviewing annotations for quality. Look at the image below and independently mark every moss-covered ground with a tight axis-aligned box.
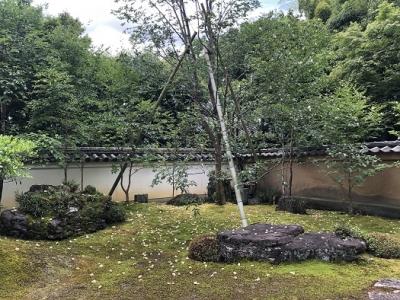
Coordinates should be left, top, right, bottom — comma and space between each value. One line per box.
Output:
1, 203, 400, 299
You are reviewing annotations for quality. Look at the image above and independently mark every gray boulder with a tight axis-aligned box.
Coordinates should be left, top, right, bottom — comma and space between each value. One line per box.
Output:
217, 223, 366, 264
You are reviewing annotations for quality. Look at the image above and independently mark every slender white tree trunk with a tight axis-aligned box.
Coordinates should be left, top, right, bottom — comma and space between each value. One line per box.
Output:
204, 48, 248, 227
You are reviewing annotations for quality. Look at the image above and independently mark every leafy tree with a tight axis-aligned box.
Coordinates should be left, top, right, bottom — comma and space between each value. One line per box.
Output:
21, 133, 66, 166
300, 0, 400, 29
331, 1, 400, 138
42, 12, 91, 79
78, 52, 141, 146
27, 59, 81, 181
317, 84, 385, 214
0, 135, 36, 203
325, 144, 386, 214
391, 102, 400, 137
315, 0, 332, 22
0, 0, 44, 134
318, 85, 382, 144
28, 59, 80, 145
152, 162, 197, 197
237, 16, 332, 196
332, 2, 400, 102
327, 0, 370, 30
110, 100, 174, 202
115, 0, 260, 209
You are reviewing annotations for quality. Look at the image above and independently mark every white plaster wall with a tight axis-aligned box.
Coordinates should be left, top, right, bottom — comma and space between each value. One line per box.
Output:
2, 162, 215, 208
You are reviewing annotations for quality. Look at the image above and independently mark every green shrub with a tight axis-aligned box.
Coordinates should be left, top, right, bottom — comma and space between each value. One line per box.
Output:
207, 170, 235, 203
276, 197, 307, 214
257, 189, 281, 204
78, 201, 107, 233
16, 192, 53, 218
167, 194, 204, 206
314, 0, 332, 22
103, 203, 126, 224
335, 225, 366, 240
327, 3, 367, 30
63, 180, 80, 193
26, 217, 49, 239
83, 185, 97, 195
188, 234, 220, 262
365, 233, 400, 259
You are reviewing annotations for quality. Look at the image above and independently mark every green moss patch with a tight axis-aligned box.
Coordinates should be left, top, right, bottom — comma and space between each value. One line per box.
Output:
0, 204, 399, 299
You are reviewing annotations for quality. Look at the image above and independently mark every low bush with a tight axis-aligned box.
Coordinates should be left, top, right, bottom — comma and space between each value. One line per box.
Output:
167, 194, 204, 206
276, 197, 307, 214
335, 225, 365, 240
207, 171, 235, 203
257, 189, 282, 204
188, 234, 220, 262
63, 180, 80, 193
78, 201, 108, 233
16, 191, 53, 218
365, 233, 400, 259
103, 202, 127, 223
83, 185, 97, 195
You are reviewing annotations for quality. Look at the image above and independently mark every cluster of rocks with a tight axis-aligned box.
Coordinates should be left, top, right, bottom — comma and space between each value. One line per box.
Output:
217, 223, 366, 264
0, 208, 107, 240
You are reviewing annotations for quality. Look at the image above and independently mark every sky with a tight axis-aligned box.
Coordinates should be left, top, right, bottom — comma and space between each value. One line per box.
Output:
31, 0, 284, 53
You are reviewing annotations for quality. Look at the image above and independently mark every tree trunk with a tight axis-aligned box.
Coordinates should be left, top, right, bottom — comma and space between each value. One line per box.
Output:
80, 161, 84, 191
228, 82, 258, 163
64, 164, 68, 183
214, 135, 226, 205
120, 162, 133, 203
1, 102, 6, 134
172, 162, 176, 198
288, 131, 294, 197
0, 178, 3, 204
124, 190, 129, 203
204, 48, 248, 227
109, 162, 128, 197
154, 32, 197, 108
281, 143, 287, 197
178, 1, 228, 206
348, 176, 354, 215
289, 156, 294, 197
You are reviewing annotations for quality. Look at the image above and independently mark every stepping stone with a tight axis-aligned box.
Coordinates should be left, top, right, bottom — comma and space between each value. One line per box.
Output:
375, 279, 400, 290
368, 291, 400, 300
369, 279, 400, 300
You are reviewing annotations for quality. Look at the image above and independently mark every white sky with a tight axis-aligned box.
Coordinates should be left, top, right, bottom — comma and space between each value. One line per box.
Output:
32, 0, 282, 54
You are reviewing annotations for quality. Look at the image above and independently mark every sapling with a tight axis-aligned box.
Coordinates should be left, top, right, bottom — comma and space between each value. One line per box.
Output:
325, 144, 387, 214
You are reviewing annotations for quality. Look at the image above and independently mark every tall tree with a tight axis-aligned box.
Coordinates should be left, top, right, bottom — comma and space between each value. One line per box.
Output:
331, 1, 400, 138
0, 0, 44, 134
115, 0, 259, 209
233, 15, 332, 196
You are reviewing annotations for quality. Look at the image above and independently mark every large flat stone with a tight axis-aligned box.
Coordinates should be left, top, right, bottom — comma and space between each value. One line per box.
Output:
218, 224, 304, 245
217, 223, 366, 264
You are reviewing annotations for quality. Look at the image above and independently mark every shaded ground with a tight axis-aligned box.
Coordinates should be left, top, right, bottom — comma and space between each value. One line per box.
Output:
1, 203, 400, 300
